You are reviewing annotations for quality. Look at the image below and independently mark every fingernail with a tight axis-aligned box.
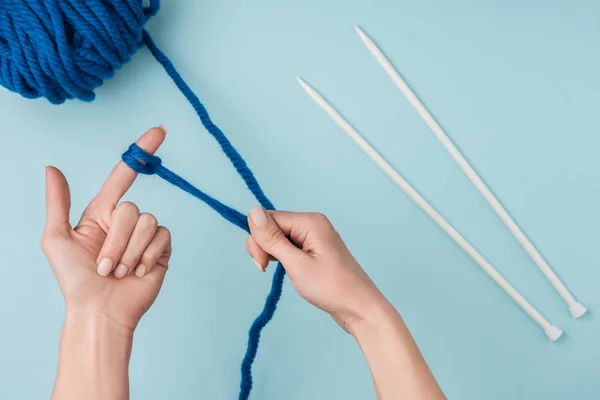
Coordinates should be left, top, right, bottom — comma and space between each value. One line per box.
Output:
253, 258, 265, 272
97, 258, 113, 277
114, 264, 128, 279
135, 264, 147, 278
249, 206, 267, 228
158, 124, 168, 134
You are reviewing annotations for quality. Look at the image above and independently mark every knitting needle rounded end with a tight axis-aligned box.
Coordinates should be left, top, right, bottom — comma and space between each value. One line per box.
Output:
545, 325, 563, 342
569, 302, 587, 319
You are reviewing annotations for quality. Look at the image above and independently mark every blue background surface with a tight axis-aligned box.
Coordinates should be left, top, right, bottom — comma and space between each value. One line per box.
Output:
0, 0, 599, 398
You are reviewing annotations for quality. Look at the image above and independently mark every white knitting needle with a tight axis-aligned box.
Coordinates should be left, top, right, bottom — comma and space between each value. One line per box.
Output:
354, 25, 586, 319
297, 77, 562, 341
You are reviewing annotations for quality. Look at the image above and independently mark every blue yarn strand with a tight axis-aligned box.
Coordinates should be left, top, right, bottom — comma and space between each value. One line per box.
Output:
136, 33, 287, 399
122, 141, 286, 400
141, 30, 275, 212
122, 144, 250, 232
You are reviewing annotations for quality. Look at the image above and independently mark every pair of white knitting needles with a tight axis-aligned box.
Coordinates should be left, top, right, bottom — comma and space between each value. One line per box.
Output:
297, 26, 586, 341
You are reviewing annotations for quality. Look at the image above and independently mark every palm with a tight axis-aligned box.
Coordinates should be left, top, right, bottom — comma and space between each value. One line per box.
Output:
51, 228, 166, 330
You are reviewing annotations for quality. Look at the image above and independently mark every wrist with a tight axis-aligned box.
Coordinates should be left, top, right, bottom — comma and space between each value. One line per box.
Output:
64, 305, 134, 341
53, 306, 133, 400
345, 294, 400, 338
345, 295, 446, 400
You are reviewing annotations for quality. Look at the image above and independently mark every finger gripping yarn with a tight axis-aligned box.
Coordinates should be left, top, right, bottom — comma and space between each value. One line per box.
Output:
0, 0, 160, 104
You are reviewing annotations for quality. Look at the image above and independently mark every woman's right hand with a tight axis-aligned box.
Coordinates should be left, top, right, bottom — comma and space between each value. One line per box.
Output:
245, 207, 384, 333
246, 207, 446, 400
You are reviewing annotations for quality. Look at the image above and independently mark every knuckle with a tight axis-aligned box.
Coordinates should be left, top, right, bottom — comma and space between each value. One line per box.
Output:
140, 254, 153, 266
40, 234, 54, 254
143, 250, 161, 264
309, 212, 338, 239
157, 226, 171, 241
117, 201, 139, 215
40, 233, 69, 257
119, 258, 134, 269
138, 213, 158, 230
119, 252, 138, 268
264, 227, 285, 248
311, 212, 332, 227
41, 232, 68, 255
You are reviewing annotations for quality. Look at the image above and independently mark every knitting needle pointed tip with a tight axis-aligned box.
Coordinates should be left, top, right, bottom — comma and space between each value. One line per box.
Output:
296, 78, 326, 108
296, 77, 357, 136
296, 77, 314, 94
353, 25, 368, 41
354, 25, 381, 56
296, 76, 308, 88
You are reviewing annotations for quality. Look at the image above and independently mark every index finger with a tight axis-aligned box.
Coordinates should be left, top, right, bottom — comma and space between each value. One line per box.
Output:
92, 126, 167, 211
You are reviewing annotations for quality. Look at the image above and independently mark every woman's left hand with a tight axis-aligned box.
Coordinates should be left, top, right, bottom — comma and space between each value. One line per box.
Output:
42, 127, 172, 333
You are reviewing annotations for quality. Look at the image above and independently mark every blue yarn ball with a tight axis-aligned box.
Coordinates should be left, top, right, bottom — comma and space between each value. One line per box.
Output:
0, 0, 160, 104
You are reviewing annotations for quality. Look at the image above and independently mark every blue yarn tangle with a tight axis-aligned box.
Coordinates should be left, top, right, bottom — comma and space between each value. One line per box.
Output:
0, 0, 283, 398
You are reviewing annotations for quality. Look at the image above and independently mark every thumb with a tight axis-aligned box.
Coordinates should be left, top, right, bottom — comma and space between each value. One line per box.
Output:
248, 206, 304, 266
44, 166, 72, 236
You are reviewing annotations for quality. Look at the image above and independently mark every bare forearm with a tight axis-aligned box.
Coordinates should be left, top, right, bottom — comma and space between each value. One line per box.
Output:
349, 297, 445, 400
52, 308, 133, 400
